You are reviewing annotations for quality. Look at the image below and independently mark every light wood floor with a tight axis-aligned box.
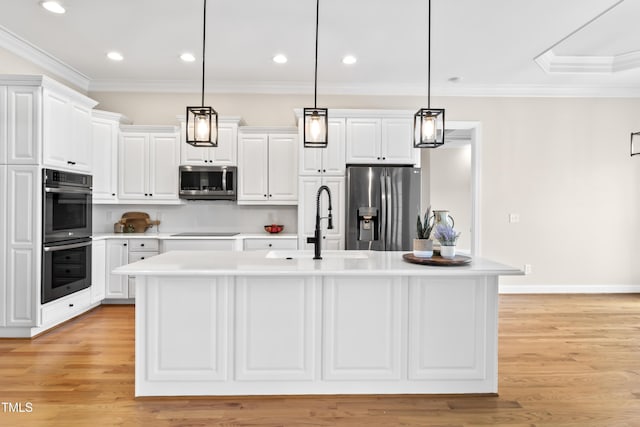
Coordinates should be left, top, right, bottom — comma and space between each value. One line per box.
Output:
1, 294, 640, 426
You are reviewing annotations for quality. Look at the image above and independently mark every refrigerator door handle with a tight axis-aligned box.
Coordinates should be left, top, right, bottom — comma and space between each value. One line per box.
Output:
386, 171, 393, 250
379, 170, 387, 251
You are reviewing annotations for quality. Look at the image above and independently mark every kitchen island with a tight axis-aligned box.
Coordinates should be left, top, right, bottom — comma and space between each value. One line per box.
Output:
114, 250, 521, 397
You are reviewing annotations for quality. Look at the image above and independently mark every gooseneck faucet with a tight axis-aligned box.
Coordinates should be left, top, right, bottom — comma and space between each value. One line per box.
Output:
307, 185, 333, 260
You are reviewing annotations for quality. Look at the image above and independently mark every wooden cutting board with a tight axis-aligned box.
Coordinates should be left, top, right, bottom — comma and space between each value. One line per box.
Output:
402, 253, 472, 266
119, 212, 160, 233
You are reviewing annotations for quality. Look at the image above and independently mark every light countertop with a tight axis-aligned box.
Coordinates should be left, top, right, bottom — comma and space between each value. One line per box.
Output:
92, 232, 298, 241
114, 250, 522, 277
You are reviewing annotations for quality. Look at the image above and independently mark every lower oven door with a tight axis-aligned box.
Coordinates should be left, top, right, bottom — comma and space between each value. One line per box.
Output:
42, 238, 92, 304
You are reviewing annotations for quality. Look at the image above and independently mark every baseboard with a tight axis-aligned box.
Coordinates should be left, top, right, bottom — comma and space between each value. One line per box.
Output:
499, 284, 640, 294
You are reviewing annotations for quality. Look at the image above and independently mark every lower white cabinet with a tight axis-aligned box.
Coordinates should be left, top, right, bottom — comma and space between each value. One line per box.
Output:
162, 239, 236, 252
91, 240, 106, 303
105, 239, 129, 299
40, 288, 91, 327
127, 239, 159, 299
243, 238, 297, 251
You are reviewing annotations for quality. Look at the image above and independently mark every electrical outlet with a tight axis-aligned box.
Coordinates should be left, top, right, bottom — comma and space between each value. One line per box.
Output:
524, 264, 532, 275
509, 213, 520, 223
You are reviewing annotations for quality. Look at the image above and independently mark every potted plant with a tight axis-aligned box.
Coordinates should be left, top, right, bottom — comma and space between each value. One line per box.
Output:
414, 206, 434, 258
433, 223, 461, 259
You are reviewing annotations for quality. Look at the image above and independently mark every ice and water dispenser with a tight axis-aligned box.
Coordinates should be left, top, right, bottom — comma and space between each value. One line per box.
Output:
357, 207, 378, 242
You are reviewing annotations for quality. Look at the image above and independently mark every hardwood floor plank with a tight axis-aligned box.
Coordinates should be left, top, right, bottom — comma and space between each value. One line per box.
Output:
1, 295, 640, 426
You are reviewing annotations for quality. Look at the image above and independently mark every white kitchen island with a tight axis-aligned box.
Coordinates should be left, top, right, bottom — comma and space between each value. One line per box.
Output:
114, 250, 521, 397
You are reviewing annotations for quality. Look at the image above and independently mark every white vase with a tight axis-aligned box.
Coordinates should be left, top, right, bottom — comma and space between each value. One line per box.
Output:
440, 245, 456, 259
413, 239, 433, 258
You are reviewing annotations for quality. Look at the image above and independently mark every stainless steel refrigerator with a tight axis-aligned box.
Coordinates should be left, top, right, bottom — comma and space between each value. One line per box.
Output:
346, 165, 421, 251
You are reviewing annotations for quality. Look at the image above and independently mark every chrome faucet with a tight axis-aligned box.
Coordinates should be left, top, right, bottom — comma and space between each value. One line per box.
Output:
306, 185, 333, 259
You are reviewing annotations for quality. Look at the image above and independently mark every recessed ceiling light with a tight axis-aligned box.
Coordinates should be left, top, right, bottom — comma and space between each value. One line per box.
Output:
107, 52, 124, 61
180, 53, 196, 62
273, 54, 288, 64
342, 55, 357, 65
40, 1, 65, 14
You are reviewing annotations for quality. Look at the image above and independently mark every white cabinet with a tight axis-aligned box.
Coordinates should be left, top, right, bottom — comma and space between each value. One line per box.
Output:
91, 110, 130, 203
105, 239, 129, 299
91, 240, 106, 304
346, 117, 418, 165
3, 165, 40, 327
162, 239, 236, 252
127, 239, 159, 299
243, 238, 298, 251
180, 117, 240, 166
42, 88, 95, 172
0, 166, 6, 326
299, 118, 345, 175
298, 176, 345, 250
238, 128, 298, 204
1, 86, 41, 165
119, 126, 180, 203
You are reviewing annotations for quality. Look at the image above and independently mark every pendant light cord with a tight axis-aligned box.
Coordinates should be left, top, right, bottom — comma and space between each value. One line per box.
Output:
427, 0, 431, 108
201, 0, 207, 107
314, 0, 319, 108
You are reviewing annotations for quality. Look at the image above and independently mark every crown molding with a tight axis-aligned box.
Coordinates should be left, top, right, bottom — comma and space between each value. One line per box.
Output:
0, 24, 90, 91
535, 49, 640, 74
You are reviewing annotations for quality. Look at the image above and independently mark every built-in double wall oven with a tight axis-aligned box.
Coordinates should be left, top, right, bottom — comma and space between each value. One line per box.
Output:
42, 169, 92, 304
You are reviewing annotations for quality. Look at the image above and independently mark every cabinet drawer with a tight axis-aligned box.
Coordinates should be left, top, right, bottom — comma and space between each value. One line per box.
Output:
243, 239, 298, 251
162, 239, 235, 251
41, 288, 91, 325
129, 239, 159, 251
128, 251, 159, 263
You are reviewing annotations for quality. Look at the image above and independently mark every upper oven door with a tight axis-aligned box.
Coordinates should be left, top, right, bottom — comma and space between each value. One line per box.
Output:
43, 185, 92, 243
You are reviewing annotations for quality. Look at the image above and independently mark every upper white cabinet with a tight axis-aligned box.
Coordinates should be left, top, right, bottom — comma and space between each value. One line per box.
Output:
180, 117, 240, 166
299, 118, 346, 176
119, 126, 180, 203
346, 117, 418, 165
42, 87, 96, 173
1, 86, 41, 165
91, 110, 130, 203
238, 127, 298, 205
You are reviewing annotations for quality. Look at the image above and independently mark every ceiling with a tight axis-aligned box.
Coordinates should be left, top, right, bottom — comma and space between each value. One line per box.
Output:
0, 0, 639, 96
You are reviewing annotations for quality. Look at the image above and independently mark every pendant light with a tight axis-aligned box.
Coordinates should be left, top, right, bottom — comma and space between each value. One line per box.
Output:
303, 0, 328, 148
414, 0, 444, 148
186, 0, 218, 147
632, 132, 640, 156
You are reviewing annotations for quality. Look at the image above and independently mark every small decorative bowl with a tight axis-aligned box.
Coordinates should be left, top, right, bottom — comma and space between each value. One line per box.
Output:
264, 224, 284, 234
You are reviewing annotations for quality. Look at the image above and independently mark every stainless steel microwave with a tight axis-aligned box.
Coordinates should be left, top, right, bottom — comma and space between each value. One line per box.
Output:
179, 165, 237, 200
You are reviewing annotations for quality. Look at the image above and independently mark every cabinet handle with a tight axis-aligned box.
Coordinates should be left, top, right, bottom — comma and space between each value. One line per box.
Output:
317, 169, 321, 172
149, 193, 153, 196
141, 257, 145, 260
382, 157, 386, 160
141, 243, 144, 247
268, 243, 272, 247
67, 161, 76, 165
112, 193, 116, 196
124, 243, 127, 247
144, 193, 148, 196
377, 157, 381, 160
323, 169, 326, 172
269, 194, 272, 197
69, 303, 74, 307
323, 236, 326, 239
263, 194, 267, 197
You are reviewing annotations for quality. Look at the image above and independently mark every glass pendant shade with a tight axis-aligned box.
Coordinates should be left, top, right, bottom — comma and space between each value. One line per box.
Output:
304, 108, 328, 147
186, 106, 218, 147
414, 108, 445, 148
632, 132, 640, 156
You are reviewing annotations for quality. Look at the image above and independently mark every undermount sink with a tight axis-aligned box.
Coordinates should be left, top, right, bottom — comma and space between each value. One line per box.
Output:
265, 250, 370, 260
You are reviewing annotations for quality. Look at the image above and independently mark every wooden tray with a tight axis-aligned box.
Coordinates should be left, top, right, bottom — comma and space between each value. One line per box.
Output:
402, 253, 472, 266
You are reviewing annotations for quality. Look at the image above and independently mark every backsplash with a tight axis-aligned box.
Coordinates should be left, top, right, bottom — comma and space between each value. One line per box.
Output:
92, 202, 297, 234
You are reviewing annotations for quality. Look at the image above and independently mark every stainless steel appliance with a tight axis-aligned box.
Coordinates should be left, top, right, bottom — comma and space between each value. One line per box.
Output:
42, 169, 92, 304
179, 165, 237, 200
346, 165, 421, 251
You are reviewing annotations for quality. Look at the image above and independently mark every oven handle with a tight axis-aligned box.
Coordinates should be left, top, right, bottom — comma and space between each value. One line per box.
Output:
44, 186, 92, 195
44, 240, 92, 252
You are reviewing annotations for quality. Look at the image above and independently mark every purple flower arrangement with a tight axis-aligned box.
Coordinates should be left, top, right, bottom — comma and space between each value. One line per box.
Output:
433, 223, 460, 246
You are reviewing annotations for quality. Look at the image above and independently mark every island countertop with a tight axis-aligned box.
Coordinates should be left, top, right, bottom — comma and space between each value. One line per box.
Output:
114, 249, 521, 277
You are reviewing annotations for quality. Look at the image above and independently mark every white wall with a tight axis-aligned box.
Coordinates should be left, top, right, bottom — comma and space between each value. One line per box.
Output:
87, 91, 640, 288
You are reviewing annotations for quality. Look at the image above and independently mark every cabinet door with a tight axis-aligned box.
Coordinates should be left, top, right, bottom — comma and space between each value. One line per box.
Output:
69, 103, 92, 172
346, 118, 381, 163
91, 240, 106, 303
0, 166, 6, 326
91, 118, 118, 202
181, 139, 211, 165
211, 123, 237, 166
381, 118, 416, 164
238, 134, 269, 201
105, 240, 129, 298
268, 134, 298, 202
5, 86, 40, 165
118, 133, 148, 200
299, 176, 320, 236
323, 118, 346, 175
0, 87, 5, 164
148, 133, 179, 200
298, 176, 344, 250
42, 89, 71, 169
